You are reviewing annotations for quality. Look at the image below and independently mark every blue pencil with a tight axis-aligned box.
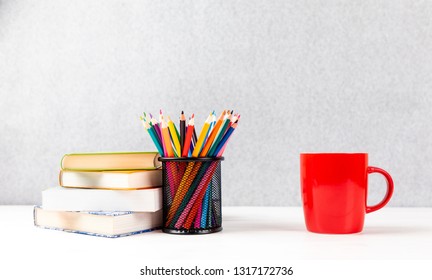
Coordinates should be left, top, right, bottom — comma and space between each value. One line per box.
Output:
212, 122, 236, 156
201, 185, 211, 228
148, 126, 164, 156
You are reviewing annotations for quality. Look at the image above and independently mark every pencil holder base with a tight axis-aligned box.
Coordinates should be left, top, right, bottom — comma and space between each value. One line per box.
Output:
162, 227, 222, 235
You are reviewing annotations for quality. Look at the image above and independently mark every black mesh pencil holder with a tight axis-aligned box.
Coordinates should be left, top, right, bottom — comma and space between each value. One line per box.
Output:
159, 157, 224, 234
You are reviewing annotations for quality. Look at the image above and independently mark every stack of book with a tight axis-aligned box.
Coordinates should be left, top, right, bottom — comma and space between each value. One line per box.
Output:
34, 152, 163, 238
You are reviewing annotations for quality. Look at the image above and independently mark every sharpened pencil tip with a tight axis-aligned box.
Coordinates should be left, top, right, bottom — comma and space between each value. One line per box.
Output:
231, 110, 234, 114
181, 110, 184, 114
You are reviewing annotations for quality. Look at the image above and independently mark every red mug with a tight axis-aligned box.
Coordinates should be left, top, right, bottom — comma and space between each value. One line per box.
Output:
300, 153, 394, 234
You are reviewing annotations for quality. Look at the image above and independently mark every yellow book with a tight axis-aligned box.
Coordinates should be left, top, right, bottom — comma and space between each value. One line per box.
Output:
61, 152, 161, 171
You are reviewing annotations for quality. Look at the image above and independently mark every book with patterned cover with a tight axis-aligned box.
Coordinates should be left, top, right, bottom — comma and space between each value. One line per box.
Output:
34, 206, 162, 238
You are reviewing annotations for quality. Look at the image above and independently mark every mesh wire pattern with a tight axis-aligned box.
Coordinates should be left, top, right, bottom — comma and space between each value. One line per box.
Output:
159, 157, 223, 234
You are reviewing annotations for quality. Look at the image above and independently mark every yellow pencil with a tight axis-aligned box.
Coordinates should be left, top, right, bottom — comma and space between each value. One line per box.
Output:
191, 114, 212, 157
167, 116, 181, 157
161, 119, 175, 157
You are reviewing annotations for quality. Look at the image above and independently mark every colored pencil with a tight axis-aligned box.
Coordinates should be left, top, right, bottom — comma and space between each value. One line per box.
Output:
199, 110, 225, 157
192, 114, 212, 157
170, 161, 210, 227
140, 116, 164, 156
142, 113, 163, 150
206, 113, 216, 145
181, 161, 219, 229
165, 161, 201, 225
214, 121, 238, 156
149, 113, 165, 156
141, 110, 240, 230
145, 114, 161, 145
201, 186, 211, 227
180, 111, 186, 156
182, 115, 194, 157
192, 127, 198, 148
167, 116, 181, 157
207, 112, 231, 156
161, 119, 174, 157
195, 202, 203, 228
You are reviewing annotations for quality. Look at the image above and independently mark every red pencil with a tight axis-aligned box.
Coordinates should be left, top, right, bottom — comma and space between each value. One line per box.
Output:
182, 114, 195, 157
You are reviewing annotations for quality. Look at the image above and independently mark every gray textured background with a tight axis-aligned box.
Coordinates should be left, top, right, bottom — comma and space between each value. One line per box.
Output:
1, 0, 431, 206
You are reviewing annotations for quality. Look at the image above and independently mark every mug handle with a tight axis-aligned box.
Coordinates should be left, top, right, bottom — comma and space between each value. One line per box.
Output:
366, 166, 394, 213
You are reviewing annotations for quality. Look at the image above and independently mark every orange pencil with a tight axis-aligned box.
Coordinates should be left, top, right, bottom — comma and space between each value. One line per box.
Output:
199, 110, 226, 157
161, 119, 174, 157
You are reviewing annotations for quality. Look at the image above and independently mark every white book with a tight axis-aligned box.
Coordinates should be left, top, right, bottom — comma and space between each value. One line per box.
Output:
34, 206, 162, 238
42, 187, 162, 212
59, 170, 162, 190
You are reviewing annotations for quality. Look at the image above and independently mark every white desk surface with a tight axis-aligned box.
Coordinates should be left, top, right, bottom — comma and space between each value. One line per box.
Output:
1, 206, 431, 278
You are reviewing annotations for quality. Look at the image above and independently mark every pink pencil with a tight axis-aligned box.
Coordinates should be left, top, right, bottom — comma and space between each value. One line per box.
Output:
195, 203, 203, 229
